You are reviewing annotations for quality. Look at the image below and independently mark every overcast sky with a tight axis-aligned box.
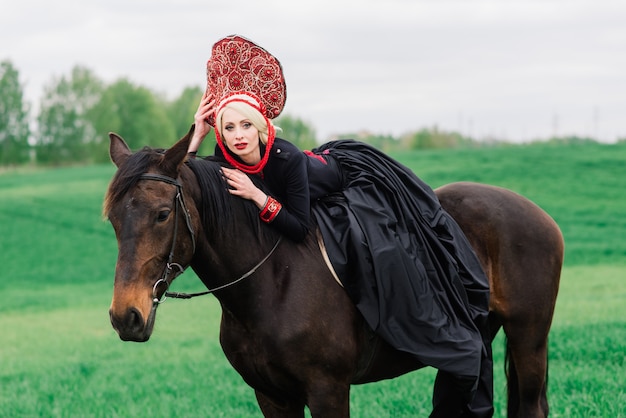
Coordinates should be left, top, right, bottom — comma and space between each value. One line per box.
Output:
2, 0, 625, 142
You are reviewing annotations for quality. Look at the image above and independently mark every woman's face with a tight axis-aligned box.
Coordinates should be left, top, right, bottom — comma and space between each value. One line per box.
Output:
220, 107, 261, 165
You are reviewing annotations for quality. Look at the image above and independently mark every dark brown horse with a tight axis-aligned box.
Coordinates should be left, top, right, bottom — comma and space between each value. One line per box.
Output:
105, 129, 563, 418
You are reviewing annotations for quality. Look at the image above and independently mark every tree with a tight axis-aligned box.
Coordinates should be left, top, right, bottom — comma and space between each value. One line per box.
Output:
89, 79, 176, 161
35, 66, 103, 164
167, 85, 203, 138
404, 126, 472, 150
274, 114, 318, 150
0, 60, 30, 165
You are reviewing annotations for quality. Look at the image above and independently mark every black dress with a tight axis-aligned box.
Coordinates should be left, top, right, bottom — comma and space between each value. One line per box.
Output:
311, 141, 492, 411
215, 137, 343, 242
216, 138, 492, 415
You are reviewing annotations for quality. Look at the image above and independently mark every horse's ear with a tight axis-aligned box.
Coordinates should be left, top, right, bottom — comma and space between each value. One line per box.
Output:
109, 133, 132, 168
161, 124, 196, 176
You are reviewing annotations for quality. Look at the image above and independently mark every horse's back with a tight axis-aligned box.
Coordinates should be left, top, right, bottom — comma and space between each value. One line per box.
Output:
435, 182, 563, 324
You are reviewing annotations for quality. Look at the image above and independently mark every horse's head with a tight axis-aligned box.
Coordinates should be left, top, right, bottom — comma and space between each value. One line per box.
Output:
105, 127, 198, 342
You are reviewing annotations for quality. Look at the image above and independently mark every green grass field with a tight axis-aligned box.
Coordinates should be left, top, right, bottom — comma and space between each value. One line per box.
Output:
1, 141, 625, 417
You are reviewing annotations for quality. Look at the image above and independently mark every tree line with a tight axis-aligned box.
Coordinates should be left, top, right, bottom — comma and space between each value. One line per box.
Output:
0, 60, 326, 167
2, 59, 607, 168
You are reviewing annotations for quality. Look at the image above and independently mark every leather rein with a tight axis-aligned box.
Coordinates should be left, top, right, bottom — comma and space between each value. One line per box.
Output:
139, 173, 281, 306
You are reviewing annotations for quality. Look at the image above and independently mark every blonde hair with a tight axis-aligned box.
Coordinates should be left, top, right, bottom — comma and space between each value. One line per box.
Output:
215, 94, 280, 144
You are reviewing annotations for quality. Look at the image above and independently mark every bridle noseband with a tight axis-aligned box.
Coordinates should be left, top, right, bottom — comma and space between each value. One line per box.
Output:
139, 172, 282, 306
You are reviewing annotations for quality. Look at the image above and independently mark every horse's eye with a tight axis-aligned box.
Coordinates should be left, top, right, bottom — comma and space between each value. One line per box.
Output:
157, 210, 171, 223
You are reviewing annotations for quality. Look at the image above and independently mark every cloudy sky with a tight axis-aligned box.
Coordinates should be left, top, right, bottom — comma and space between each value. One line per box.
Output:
3, 0, 625, 142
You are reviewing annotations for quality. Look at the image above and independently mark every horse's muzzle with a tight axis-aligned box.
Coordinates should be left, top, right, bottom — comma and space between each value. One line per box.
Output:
109, 304, 156, 342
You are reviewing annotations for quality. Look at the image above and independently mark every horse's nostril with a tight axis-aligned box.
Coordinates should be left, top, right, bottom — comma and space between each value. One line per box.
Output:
128, 307, 144, 330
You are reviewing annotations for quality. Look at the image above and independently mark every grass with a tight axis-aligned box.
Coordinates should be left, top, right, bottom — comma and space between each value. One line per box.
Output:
391, 141, 626, 266
0, 267, 624, 417
1, 141, 625, 417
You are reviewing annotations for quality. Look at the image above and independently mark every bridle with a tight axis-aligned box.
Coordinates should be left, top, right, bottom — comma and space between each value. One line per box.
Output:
139, 173, 196, 305
139, 172, 282, 306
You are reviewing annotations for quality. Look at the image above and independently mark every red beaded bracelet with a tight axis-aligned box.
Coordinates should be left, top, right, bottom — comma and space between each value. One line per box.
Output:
259, 196, 282, 223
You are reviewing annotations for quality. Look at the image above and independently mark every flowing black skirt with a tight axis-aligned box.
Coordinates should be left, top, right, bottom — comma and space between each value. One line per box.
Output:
311, 140, 490, 390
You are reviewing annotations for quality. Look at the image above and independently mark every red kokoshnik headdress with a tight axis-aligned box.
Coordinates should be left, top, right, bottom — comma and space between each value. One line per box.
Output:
206, 35, 287, 174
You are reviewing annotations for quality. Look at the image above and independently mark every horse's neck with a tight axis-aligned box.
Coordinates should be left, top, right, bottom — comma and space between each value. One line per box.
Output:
188, 202, 277, 305
181, 162, 284, 314
192, 231, 272, 282
191, 236, 282, 322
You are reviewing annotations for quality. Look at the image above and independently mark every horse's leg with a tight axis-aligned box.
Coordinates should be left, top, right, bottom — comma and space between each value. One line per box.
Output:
306, 381, 351, 418
503, 322, 549, 418
255, 390, 305, 418
499, 257, 558, 418
254, 383, 350, 418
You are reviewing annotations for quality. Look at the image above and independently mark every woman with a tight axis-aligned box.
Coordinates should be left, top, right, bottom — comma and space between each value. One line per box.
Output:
188, 91, 341, 243
189, 35, 493, 417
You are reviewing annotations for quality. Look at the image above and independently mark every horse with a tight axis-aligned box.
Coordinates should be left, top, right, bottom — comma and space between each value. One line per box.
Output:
105, 128, 563, 418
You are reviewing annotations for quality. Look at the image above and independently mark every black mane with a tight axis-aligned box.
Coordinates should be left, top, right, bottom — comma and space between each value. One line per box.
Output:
185, 156, 239, 238
104, 146, 277, 244
103, 147, 163, 218
185, 156, 278, 244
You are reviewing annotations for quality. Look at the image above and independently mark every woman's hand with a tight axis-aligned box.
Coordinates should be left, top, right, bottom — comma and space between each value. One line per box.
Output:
188, 91, 216, 153
222, 167, 267, 208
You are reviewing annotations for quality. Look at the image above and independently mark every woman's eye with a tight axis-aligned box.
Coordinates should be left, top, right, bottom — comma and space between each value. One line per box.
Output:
224, 125, 234, 131
243, 122, 251, 129
157, 210, 171, 222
